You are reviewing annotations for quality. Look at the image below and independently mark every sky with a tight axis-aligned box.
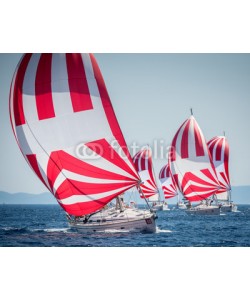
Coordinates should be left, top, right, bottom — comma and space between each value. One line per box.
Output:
0, 53, 250, 194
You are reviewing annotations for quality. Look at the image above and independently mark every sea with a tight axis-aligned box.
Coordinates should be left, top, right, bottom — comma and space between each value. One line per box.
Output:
1, 204, 250, 247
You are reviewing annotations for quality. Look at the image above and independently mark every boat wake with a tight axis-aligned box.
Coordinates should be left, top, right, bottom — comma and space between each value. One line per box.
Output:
43, 228, 69, 233
156, 227, 172, 233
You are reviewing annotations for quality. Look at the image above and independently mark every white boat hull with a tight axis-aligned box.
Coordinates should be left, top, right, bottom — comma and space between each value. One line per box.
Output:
162, 204, 170, 211
68, 208, 157, 233
177, 203, 187, 210
151, 203, 163, 212
220, 203, 237, 213
186, 205, 220, 215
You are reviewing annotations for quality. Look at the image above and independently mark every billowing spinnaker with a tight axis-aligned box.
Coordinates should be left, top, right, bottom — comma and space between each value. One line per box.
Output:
169, 116, 220, 201
207, 136, 231, 195
159, 164, 178, 199
9, 54, 140, 216
133, 147, 159, 199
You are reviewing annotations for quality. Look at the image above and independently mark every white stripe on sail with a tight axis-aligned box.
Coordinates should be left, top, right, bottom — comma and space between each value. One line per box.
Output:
175, 120, 187, 159
22, 54, 41, 123
51, 54, 74, 117
9, 67, 18, 137
66, 146, 137, 181
57, 185, 134, 205
52, 169, 134, 194
36, 152, 53, 191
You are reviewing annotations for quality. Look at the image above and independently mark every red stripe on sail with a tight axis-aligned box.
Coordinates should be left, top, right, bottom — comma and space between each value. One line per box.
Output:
13, 54, 32, 126
66, 54, 93, 112
216, 138, 223, 161
140, 151, 146, 171
181, 172, 219, 201
47, 150, 136, 190
56, 180, 134, 200
223, 139, 230, 183
86, 139, 139, 180
220, 172, 230, 188
89, 54, 133, 164
35, 54, 55, 120
181, 119, 191, 159
26, 154, 50, 190
207, 137, 218, 156
194, 120, 205, 157
200, 169, 219, 185
171, 119, 187, 161
58, 185, 135, 216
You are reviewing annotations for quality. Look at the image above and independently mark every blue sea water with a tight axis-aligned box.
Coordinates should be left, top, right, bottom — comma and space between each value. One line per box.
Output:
0, 204, 249, 247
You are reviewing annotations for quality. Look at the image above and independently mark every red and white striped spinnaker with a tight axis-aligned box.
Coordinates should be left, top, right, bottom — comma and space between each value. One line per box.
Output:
159, 164, 178, 199
169, 115, 220, 201
9, 53, 140, 216
207, 136, 231, 199
133, 147, 159, 199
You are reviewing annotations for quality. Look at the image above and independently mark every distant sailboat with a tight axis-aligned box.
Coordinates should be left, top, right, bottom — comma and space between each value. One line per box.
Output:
9, 53, 157, 233
207, 135, 237, 212
169, 111, 221, 215
159, 163, 184, 210
133, 146, 163, 211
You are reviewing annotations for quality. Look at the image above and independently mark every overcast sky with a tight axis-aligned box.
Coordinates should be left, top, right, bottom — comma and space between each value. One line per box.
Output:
0, 53, 250, 194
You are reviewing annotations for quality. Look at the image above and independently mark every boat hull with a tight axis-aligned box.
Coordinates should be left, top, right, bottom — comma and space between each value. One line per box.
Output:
186, 205, 220, 215
151, 204, 163, 212
162, 205, 170, 211
68, 208, 157, 233
220, 203, 237, 213
177, 203, 187, 210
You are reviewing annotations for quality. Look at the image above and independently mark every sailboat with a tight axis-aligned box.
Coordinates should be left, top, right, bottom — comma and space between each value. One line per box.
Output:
159, 163, 184, 210
169, 111, 221, 215
9, 53, 157, 233
133, 146, 163, 211
207, 135, 237, 212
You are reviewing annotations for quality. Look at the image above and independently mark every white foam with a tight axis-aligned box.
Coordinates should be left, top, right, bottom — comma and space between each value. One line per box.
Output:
156, 227, 172, 233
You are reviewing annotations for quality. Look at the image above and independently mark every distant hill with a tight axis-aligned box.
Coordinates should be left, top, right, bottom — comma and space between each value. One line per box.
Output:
0, 191, 56, 204
0, 186, 249, 205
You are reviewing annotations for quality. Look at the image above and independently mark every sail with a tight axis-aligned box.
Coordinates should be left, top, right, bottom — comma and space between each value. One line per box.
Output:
169, 116, 220, 201
207, 136, 231, 199
9, 53, 140, 216
159, 164, 178, 199
133, 147, 159, 199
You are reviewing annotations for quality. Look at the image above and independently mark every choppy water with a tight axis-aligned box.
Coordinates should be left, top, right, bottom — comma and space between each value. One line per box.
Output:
0, 204, 249, 246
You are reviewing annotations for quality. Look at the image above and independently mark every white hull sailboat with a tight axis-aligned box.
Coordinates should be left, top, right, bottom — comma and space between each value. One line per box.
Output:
177, 201, 187, 210
152, 203, 164, 211
133, 146, 164, 212
169, 111, 222, 216
9, 53, 157, 233
68, 207, 156, 233
208, 135, 237, 213
220, 202, 237, 213
162, 203, 170, 211
159, 163, 177, 211
185, 203, 220, 215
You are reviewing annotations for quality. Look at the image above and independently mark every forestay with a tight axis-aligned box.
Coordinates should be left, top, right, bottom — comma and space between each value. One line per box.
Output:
9, 53, 140, 216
